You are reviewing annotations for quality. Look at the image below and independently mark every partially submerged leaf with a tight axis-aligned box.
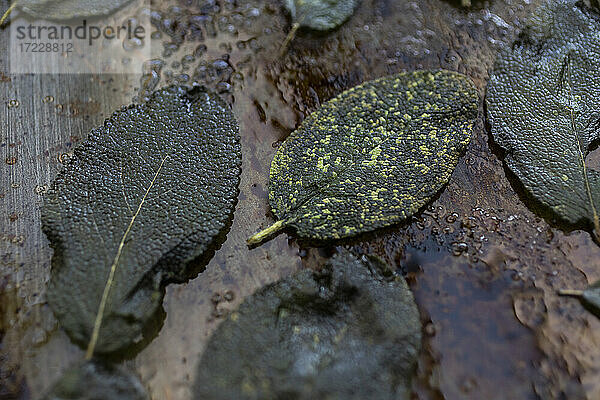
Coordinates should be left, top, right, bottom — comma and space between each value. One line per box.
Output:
559, 281, 600, 318
43, 86, 241, 357
248, 70, 478, 245
486, 0, 600, 241
43, 360, 148, 400
17, 0, 134, 20
283, 0, 359, 31
194, 250, 422, 400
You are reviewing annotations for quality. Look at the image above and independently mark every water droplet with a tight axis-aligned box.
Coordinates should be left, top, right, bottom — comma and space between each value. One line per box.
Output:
42, 95, 54, 103
223, 290, 235, 302
446, 212, 459, 223
211, 292, 223, 304
123, 37, 144, 51
212, 59, 229, 70
451, 242, 468, 256
34, 185, 48, 195
176, 73, 190, 83
211, 308, 226, 318
216, 81, 231, 93
57, 153, 72, 164
7, 99, 19, 108
424, 322, 436, 336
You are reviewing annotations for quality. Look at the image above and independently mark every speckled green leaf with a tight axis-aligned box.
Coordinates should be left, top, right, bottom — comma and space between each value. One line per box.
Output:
16, 0, 134, 20
43, 361, 148, 400
42, 86, 241, 357
194, 250, 421, 400
248, 70, 478, 245
486, 0, 600, 241
283, 0, 358, 30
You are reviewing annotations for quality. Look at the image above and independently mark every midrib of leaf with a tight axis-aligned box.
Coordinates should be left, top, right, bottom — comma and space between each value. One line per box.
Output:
85, 154, 169, 359
563, 56, 600, 240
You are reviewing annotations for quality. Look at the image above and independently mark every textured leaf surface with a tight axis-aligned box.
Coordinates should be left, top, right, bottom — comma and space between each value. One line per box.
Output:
248, 70, 478, 244
283, 0, 358, 31
486, 0, 600, 240
43, 361, 148, 400
18, 0, 134, 20
194, 250, 421, 400
42, 86, 241, 356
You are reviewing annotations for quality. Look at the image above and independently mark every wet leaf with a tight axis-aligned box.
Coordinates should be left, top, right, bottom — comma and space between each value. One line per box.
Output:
283, 0, 359, 31
17, 0, 134, 20
486, 0, 600, 241
560, 281, 600, 318
248, 70, 478, 245
194, 250, 421, 400
582, 281, 600, 317
43, 360, 148, 400
42, 86, 241, 357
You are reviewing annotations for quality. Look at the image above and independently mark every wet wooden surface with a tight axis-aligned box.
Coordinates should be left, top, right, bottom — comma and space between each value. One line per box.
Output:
1, 0, 600, 399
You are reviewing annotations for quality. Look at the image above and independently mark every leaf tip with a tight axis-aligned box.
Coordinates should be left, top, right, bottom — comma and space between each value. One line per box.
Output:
247, 220, 285, 247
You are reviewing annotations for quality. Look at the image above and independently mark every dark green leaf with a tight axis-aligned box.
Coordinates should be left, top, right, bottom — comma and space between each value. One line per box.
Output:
486, 0, 600, 241
248, 70, 478, 245
43, 361, 148, 400
283, 0, 359, 31
194, 250, 421, 400
18, 0, 134, 20
42, 86, 241, 357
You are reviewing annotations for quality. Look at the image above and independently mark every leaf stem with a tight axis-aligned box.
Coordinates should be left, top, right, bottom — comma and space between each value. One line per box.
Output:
0, 2, 17, 26
279, 22, 300, 58
85, 154, 169, 359
247, 220, 285, 246
558, 289, 584, 297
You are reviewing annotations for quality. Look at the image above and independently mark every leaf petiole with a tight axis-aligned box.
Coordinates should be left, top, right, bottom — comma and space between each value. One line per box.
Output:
247, 220, 285, 246
558, 289, 584, 297
0, 1, 17, 26
279, 22, 300, 57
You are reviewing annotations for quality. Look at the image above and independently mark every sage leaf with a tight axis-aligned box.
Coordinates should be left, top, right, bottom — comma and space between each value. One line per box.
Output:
248, 70, 478, 245
43, 361, 148, 400
559, 281, 600, 318
194, 250, 421, 400
16, 0, 134, 20
486, 0, 600, 241
42, 86, 241, 357
283, 0, 359, 31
